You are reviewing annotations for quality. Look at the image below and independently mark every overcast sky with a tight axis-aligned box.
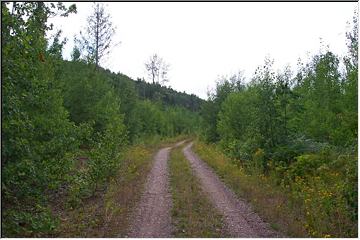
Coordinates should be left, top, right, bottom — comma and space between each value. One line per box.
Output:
48, 2, 357, 99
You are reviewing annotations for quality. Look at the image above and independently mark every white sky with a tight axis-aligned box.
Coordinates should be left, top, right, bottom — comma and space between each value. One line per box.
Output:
48, 2, 357, 99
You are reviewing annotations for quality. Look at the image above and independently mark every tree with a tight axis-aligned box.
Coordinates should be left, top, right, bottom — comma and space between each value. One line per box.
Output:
274, 66, 293, 140
341, 10, 358, 146
145, 54, 170, 84
80, 3, 116, 69
71, 37, 81, 61
200, 73, 243, 143
2, 2, 78, 236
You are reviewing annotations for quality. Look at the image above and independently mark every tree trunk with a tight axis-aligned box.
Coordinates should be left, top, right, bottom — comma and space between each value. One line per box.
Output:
152, 69, 155, 84
95, 5, 99, 69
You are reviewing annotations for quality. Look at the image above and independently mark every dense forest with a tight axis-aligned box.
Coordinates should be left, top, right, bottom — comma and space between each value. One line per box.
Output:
1, 2, 357, 238
200, 13, 358, 237
2, 2, 201, 236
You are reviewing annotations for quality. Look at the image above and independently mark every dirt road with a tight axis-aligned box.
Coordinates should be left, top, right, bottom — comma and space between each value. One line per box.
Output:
127, 141, 185, 237
183, 142, 282, 238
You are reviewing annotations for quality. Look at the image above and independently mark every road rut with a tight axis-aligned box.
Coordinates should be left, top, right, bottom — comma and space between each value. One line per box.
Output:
183, 142, 282, 238
128, 141, 185, 237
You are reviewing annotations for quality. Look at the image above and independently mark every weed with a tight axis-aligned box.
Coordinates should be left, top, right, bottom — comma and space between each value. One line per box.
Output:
169, 145, 227, 237
193, 140, 357, 237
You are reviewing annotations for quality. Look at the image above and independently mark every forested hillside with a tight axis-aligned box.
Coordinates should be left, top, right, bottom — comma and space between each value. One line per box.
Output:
2, 2, 200, 236
92, 66, 204, 112
2, 1, 357, 238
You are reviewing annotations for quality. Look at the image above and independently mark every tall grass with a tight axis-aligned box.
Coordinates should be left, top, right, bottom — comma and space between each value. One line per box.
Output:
193, 140, 357, 238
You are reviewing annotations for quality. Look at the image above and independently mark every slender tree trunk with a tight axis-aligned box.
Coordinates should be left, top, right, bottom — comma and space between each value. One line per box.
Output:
95, 5, 99, 69
11, 2, 16, 15
284, 103, 287, 137
152, 68, 155, 84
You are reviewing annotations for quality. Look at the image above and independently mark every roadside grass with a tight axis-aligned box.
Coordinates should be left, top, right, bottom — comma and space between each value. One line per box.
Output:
52, 135, 188, 237
193, 140, 307, 237
169, 144, 227, 237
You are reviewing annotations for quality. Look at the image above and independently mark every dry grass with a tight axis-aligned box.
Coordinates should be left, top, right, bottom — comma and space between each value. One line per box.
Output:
52, 135, 189, 237
169, 145, 227, 237
193, 140, 308, 237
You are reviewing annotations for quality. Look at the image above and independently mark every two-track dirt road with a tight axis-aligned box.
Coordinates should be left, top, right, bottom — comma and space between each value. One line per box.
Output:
127, 141, 281, 238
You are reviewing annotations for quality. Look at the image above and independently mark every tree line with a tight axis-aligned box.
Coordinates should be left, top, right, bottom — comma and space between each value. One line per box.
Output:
2, 2, 201, 236
200, 12, 358, 236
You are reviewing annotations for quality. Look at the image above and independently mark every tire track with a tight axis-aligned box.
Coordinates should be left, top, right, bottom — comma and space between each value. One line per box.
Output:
127, 141, 185, 237
183, 142, 282, 238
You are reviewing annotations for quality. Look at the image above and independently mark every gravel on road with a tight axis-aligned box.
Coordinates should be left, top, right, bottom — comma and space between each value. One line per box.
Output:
183, 142, 282, 238
127, 140, 185, 237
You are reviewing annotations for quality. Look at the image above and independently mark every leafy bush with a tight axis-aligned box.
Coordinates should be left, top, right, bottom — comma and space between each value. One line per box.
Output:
285, 156, 357, 237
196, 141, 357, 237
3, 205, 58, 237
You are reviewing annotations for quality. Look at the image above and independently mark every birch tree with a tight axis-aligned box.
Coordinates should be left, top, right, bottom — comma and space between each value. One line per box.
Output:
145, 54, 170, 84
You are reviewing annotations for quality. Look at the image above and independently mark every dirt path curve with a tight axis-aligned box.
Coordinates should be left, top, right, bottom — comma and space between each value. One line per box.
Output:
127, 140, 185, 237
183, 142, 282, 238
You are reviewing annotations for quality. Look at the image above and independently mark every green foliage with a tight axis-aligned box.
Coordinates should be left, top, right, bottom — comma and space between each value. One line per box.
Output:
3, 205, 58, 237
135, 78, 205, 112
216, 49, 357, 160
195, 140, 357, 237
131, 100, 200, 139
2, 2, 201, 237
212, 49, 358, 236
2, 2, 79, 236
280, 151, 357, 237
200, 73, 244, 142
201, 12, 358, 237
110, 73, 138, 141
